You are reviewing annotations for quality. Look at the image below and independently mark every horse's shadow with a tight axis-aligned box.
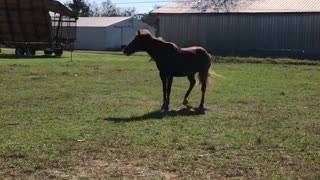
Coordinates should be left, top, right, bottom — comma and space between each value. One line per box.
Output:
104, 107, 205, 123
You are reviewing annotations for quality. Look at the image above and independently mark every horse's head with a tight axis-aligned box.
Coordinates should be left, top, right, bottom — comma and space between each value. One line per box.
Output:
123, 29, 153, 56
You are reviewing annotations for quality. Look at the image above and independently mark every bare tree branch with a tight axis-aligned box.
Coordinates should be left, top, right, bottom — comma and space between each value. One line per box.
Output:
90, 0, 136, 17
191, 0, 252, 12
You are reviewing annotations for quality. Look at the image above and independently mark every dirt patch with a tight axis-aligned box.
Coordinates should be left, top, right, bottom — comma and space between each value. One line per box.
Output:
70, 150, 180, 179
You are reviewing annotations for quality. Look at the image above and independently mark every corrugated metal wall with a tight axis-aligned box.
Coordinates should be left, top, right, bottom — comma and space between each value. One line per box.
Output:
158, 13, 320, 58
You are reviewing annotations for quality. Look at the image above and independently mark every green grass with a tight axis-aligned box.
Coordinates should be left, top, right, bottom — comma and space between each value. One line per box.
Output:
0, 49, 320, 179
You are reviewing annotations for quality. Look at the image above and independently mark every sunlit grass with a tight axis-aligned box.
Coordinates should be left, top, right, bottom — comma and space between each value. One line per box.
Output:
0, 49, 319, 179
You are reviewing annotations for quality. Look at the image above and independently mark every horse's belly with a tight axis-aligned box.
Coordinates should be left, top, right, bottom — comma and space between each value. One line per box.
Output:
172, 72, 190, 77
168, 68, 196, 77
156, 59, 204, 76
159, 65, 198, 76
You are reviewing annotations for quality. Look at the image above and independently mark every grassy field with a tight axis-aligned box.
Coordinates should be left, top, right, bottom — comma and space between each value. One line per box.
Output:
0, 49, 320, 179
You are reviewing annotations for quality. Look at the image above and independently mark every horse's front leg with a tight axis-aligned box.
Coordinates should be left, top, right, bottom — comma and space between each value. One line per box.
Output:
160, 72, 168, 112
166, 75, 173, 111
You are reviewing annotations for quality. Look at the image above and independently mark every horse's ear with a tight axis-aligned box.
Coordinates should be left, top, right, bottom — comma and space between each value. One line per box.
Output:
137, 30, 141, 36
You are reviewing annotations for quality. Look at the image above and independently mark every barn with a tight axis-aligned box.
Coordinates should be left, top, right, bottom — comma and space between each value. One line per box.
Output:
153, 0, 320, 59
75, 17, 156, 50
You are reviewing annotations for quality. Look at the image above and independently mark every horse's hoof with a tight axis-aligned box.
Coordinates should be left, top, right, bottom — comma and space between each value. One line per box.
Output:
161, 105, 169, 113
161, 109, 169, 113
183, 99, 189, 106
198, 105, 205, 111
184, 100, 193, 109
197, 106, 206, 114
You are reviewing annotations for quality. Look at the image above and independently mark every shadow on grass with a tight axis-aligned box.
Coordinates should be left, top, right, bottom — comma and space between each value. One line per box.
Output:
105, 107, 205, 123
0, 54, 61, 59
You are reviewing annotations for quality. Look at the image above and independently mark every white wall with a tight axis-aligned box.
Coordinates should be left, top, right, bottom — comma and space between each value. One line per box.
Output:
75, 18, 156, 50
75, 27, 106, 50
105, 27, 122, 50
105, 18, 156, 50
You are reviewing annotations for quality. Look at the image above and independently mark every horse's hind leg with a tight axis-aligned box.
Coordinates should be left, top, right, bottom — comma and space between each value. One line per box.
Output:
183, 74, 196, 106
199, 71, 208, 110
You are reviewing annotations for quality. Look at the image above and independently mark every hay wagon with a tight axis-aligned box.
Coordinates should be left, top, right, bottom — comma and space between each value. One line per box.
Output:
0, 0, 77, 57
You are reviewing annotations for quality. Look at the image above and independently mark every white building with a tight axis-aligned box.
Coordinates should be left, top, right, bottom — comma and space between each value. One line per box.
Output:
75, 17, 156, 50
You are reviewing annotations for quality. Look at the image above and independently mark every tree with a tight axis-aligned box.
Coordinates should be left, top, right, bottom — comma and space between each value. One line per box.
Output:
192, 0, 249, 12
141, 6, 161, 28
88, 2, 101, 17
89, 0, 136, 17
141, 12, 158, 28
66, 0, 90, 17
100, 0, 120, 16
140, 6, 161, 35
120, 7, 136, 17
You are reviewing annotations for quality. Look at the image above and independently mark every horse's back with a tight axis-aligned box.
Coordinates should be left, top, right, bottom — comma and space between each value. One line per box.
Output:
179, 46, 211, 68
180, 46, 211, 59
161, 46, 211, 76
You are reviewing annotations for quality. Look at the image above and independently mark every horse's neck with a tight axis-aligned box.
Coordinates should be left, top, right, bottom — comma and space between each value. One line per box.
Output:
146, 39, 177, 60
145, 40, 162, 58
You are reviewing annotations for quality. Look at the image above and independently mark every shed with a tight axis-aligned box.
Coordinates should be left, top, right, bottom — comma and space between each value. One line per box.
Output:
75, 17, 156, 50
153, 0, 320, 59
0, 0, 77, 56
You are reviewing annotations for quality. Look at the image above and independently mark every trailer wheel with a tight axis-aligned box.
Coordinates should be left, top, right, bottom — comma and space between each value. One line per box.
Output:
26, 48, 36, 57
15, 48, 25, 56
54, 49, 63, 57
44, 50, 53, 56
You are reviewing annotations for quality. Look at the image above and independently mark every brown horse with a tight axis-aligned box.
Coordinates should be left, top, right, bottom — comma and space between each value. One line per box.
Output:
123, 29, 211, 112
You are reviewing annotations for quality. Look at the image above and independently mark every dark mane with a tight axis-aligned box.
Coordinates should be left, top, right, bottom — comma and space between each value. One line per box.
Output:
154, 36, 179, 50
139, 29, 153, 37
139, 29, 179, 50
156, 37, 165, 41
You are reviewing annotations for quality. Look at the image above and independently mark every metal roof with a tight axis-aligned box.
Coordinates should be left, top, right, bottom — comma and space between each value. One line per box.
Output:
76, 17, 132, 27
152, 0, 320, 14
